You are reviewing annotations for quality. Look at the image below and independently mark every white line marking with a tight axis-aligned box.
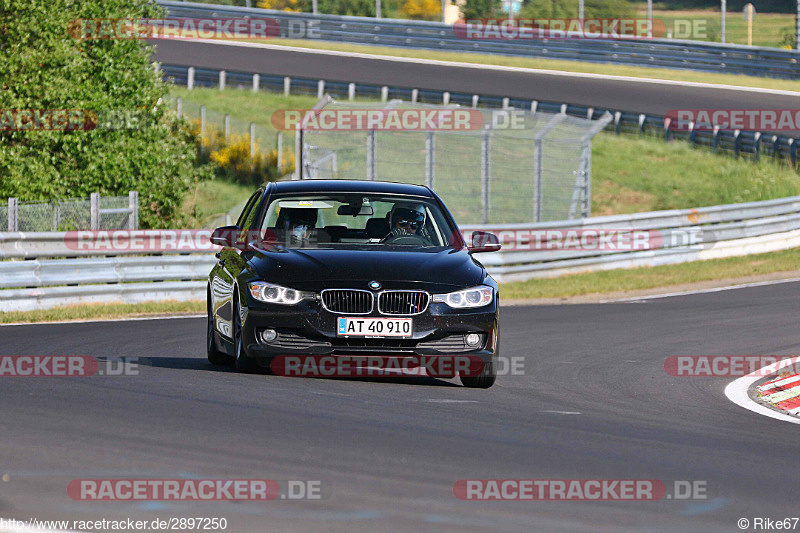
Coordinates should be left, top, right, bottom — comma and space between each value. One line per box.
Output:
724, 355, 800, 425
426, 399, 479, 403
542, 410, 581, 415
0, 314, 205, 327
603, 277, 800, 303
173, 39, 800, 96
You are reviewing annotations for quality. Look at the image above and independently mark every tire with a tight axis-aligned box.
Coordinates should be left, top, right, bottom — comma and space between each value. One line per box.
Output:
207, 298, 232, 366
460, 344, 498, 389
233, 294, 258, 373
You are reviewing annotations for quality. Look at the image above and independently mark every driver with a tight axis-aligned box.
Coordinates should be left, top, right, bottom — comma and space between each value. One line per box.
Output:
276, 207, 318, 247
384, 202, 429, 241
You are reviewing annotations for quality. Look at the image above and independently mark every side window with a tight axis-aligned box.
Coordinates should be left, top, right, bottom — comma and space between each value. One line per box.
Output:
236, 191, 262, 229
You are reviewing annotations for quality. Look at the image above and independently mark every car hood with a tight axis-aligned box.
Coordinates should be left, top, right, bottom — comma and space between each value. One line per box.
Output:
246, 247, 485, 292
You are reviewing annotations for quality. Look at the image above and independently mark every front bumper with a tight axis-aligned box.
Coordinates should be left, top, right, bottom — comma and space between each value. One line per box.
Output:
241, 296, 498, 365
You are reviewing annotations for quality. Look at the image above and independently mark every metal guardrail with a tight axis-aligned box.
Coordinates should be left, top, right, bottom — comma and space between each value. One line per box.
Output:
157, 0, 800, 80
158, 64, 799, 166
3, 196, 800, 310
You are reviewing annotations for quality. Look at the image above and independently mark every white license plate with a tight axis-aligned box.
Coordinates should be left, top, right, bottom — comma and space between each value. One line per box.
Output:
337, 317, 413, 337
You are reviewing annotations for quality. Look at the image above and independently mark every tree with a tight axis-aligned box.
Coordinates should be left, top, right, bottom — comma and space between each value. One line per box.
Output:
461, 0, 501, 20
0, 0, 211, 228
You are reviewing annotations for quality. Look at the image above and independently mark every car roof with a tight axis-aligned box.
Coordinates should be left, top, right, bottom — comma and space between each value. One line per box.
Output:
270, 180, 434, 197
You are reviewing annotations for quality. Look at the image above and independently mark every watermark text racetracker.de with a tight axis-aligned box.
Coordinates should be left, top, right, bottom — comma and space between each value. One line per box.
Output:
0, 109, 160, 131
665, 356, 800, 377
68, 479, 327, 500
453, 18, 709, 40
665, 109, 800, 132
270, 354, 525, 378
454, 479, 708, 500
0, 356, 138, 377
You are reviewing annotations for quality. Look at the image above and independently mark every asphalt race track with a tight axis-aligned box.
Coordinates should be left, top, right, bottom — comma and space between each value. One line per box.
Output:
2, 282, 799, 532
150, 40, 800, 116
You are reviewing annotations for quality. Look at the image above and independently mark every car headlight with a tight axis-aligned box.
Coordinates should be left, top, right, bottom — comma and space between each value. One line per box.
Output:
432, 285, 493, 308
248, 281, 311, 305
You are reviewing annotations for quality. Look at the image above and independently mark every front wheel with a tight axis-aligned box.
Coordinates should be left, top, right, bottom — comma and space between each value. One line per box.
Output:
207, 301, 232, 366
460, 346, 497, 389
233, 295, 258, 373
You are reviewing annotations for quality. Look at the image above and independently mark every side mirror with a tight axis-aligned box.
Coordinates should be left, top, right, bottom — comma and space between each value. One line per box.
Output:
468, 231, 501, 253
210, 225, 238, 247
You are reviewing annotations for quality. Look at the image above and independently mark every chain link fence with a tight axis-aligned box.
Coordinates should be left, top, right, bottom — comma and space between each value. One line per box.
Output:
3, 193, 138, 232
297, 99, 611, 224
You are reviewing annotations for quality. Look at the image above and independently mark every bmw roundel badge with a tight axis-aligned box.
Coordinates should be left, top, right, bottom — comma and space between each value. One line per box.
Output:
368, 281, 382, 291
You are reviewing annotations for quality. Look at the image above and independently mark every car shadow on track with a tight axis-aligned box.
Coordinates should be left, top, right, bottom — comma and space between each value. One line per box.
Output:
133, 356, 463, 387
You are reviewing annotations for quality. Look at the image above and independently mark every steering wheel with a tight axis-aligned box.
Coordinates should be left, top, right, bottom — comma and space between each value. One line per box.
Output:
382, 233, 429, 246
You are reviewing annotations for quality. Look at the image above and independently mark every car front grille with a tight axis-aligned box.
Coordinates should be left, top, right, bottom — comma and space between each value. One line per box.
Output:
321, 289, 373, 314
378, 291, 429, 315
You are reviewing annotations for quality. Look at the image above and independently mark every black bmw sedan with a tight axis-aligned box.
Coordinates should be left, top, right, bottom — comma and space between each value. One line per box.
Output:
206, 180, 501, 388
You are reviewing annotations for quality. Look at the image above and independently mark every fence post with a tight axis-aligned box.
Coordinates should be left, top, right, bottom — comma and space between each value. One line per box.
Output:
582, 143, 592, 218
472, 95, 479, 108
366, 129, 376, 181
411, 89, 418, 104
187, 67, 195, 90
8, 197, 17, 232
252, 73, 260, 92
219, 70, 226, 90
90, 193, 99, 230
284, 76, 291, 96
530, 100, 538, 114
277, 132, 283, 172
317, 80, 325, 99
480, 127, 490, 224
502, 97, 509, 109
128, 191, 139, 230
293, 124, 302, 180
713, 126, 721, 152
790, 139, 797, 167
442, 92, 450, 105
176, 97, 182, 117
614, 111, 622, 135
200, 106, 206, 149
348, 83, 356, 101
425, 131, 435, 189
52, 200, 60, 231
734, 129, 741, 157
381, 86, 388, 102
224, 115, 231, 144
638, 114, 646, 135
753, 132, 761, 162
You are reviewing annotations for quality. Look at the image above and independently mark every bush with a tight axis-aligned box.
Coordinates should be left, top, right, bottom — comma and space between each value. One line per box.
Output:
401, 0, 441, 20
461, 0, 500, 20
190, 120, 294, 185
0, 0, 212, 228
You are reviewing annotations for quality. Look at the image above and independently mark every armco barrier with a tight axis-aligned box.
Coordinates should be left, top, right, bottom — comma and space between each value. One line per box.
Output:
156, 1, 800, 80
3, 196, 800, 310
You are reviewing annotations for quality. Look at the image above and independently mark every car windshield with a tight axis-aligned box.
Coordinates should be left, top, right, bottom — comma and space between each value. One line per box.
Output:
258, 193, 458, 249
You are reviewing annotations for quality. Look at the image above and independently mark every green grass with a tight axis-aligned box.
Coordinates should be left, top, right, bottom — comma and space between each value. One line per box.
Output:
183, 179, 254, 228
0, 301, 205, 324
591, 132, 800, 215
645, 8, 795, 48
500, 247, 800, 300
248, 38, 800, 93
